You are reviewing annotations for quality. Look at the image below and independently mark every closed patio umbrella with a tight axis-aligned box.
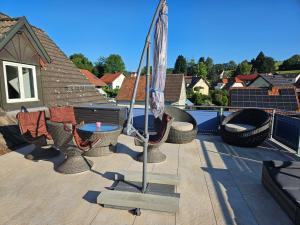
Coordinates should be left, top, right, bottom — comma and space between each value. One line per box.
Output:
150, 1, 168, 118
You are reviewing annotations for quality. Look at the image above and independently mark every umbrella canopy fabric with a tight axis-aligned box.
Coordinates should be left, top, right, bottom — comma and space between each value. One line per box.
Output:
150, 1, 168, 118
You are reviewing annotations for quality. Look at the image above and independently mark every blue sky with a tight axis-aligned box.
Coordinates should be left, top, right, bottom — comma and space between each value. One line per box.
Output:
2, 0, 300, 71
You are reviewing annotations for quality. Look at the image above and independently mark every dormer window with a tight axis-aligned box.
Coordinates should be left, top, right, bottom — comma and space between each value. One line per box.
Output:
3, 61, 38, 103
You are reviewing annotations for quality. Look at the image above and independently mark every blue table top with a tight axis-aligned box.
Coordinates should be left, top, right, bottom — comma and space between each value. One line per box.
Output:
78, 123, 121, 133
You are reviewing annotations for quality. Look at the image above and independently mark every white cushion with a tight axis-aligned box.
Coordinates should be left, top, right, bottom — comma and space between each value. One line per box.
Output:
225, 123, 255, 133
172, 122, 193, 132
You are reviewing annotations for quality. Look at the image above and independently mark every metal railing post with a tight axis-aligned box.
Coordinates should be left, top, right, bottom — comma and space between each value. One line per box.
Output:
270, 109, 276, 139
142, 43, 151, 193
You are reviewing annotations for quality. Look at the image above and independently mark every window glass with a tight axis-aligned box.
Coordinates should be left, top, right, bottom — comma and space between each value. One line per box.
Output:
6, 65, 20, 99
22, 67, 35, 98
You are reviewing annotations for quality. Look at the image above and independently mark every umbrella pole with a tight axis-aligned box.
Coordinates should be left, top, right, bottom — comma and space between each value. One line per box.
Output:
126, 0, 165, 135
142, 42, 151, 193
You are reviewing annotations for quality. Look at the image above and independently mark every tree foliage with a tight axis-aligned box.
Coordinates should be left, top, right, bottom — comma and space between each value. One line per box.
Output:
187, 59, 198, 76
103, 86, 119, 98
104, 54, 125, 73
190, 92, 211, 105
198, 62, 208, 78
251, 51, 275, 73
210, 90, 228, 106
279, 55, 300, 71
235, 60, 252, 75
94, 54, 125, 77
173, 55, 187, 74
69, 53, 94, 72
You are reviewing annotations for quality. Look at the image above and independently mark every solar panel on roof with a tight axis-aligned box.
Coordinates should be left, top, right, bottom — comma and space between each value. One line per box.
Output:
229, 88, 299, 112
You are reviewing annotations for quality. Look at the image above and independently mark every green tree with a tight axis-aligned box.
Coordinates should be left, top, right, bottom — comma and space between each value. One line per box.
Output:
69, 53, 93, 72
210, 90, 228, 106
190, 92, 212, 105
198, 57, 205, 63
251, 51, 275, 73
187, 59, 198, 76
173, 55, 187, 74
205, 57, 214, 73
103, 86, 119, 98
198, 62, 208, 78
93, 57, 105, 77
166, 68, 174, 74
235, 60, 252, 75
103, 54, 125, 73
279, 55, 300, 70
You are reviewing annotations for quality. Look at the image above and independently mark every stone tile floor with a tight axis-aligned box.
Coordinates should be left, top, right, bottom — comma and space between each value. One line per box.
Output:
0, 134, 296, 225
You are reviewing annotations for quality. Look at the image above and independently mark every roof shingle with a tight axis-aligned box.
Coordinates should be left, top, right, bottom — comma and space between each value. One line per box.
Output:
117, 74, 184, 102
80, 69, 107, 87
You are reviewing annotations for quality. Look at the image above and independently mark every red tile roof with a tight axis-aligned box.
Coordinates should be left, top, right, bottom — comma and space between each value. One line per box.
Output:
80, 69, 107, 87
236, 74, 258, 82
100, 72, 123, 84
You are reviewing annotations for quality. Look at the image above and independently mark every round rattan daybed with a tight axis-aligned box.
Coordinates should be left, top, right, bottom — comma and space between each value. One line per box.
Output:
162, 106, 198, 144
220, 108, 271, 147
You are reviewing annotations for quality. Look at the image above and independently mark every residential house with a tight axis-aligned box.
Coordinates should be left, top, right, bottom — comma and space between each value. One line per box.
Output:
235, 74, 258, 86
80, 69, 107, 97
215, 77, 244, 90
117, 74, 186, 107
248, 74, 300, 88
0, 13, 106, 112
229, 87, 300, 112
100, 72, 125, 89
184, 76, 193, 88
188, 77, 210, 95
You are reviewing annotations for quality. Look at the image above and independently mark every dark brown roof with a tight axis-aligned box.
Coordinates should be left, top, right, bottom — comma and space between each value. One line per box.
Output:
188, 77, 210, 89
0, 13, 106, 106
229, 87, 300, 112
117, 74, 185, 102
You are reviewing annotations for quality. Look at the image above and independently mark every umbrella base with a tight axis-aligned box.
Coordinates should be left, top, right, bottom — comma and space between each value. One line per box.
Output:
137, 147, 166, 163
97, 180, 179, 214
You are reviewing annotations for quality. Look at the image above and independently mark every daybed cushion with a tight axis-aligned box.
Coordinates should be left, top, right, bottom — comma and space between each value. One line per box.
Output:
263, 161, 300, 223
224, 123, 255, 132
171, 122, 193, 132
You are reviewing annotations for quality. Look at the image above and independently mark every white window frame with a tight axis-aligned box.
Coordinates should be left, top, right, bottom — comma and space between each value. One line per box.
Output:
3, 61, 39, 103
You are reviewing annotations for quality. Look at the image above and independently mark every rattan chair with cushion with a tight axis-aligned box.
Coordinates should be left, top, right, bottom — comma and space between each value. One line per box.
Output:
220, 108, 271, 147
47, 120, 97, 174
47, 106, 101, 174
16, 110, 60, 160
135, 113, 174, 163
162, 106, 198, 144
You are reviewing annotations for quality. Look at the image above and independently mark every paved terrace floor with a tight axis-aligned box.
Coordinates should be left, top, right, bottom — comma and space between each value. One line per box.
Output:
0, 134, 297, 225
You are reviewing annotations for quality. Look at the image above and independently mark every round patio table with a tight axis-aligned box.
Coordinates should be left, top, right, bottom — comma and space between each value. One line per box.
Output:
77, 123, 122, 157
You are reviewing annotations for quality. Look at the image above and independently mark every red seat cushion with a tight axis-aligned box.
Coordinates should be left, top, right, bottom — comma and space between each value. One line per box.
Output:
49, 106, 76, 125
17, 111, 51, 139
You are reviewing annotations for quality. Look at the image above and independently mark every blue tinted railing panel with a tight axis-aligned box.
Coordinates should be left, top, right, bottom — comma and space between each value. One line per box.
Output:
132, 108, 229, 134
273, 114, 300, 152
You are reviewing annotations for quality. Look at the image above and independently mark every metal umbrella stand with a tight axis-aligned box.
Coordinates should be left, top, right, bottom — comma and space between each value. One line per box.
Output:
97, 0, 180, 215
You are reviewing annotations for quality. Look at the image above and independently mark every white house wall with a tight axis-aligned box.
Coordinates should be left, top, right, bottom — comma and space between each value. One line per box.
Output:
112, 74, 125, 89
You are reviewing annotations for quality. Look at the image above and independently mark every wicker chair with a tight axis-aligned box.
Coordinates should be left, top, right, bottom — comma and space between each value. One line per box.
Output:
220, 108, 271, 147
135, 113, 174, 163
46, 121, 96, 174
16, 110, 60, 160
47, 106, 101, 174
161, 106, 198, 144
